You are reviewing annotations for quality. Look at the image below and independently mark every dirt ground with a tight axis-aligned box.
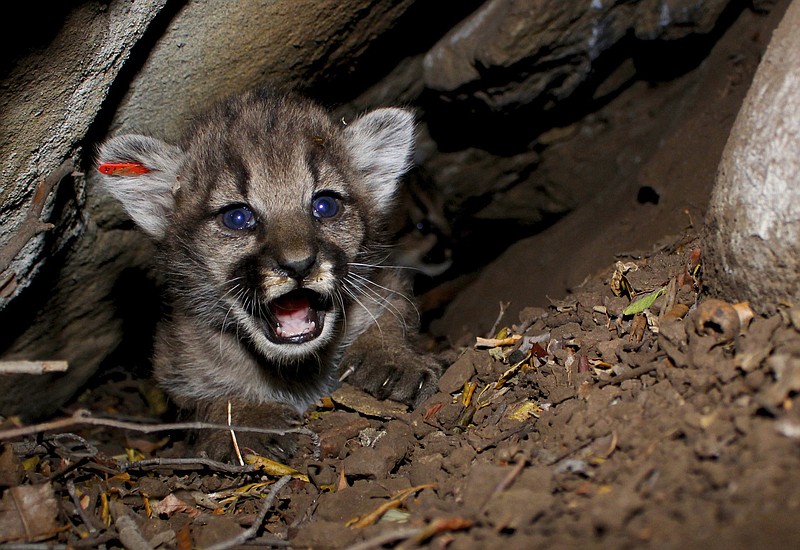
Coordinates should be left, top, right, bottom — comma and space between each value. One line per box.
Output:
2, 5, 798, 548
2, 229, 800, 549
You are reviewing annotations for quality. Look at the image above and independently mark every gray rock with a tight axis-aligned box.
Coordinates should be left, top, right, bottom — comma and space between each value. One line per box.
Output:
423, 0, 732, 112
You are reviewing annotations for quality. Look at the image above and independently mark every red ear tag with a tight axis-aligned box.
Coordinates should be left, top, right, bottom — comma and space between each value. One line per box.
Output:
97, 162, 151, 176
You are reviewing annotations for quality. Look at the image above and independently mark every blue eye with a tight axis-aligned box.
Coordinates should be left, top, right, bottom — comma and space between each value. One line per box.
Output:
312, 193, 341, 220
220, 205, 256, 230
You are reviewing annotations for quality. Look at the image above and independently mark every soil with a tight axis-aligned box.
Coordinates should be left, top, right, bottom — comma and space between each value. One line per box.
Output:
2, 5, 798, 549
429, 4, 785, 342
3, 230, 800, 549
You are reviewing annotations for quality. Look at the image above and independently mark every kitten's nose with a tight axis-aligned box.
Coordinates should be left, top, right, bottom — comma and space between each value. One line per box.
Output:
279, 254, 316, 279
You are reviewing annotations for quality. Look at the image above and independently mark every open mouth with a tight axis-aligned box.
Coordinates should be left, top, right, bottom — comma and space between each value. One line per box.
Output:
265, 289, 330, 344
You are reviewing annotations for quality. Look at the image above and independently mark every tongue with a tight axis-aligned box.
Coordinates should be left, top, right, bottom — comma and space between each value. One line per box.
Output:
270, 293, 317, 339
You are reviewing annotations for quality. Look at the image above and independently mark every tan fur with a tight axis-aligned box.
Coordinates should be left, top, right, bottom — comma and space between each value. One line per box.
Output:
97, 89, 441, 460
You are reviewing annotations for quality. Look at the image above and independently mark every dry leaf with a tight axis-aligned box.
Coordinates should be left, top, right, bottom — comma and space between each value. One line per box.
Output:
330, 384, 409, 418
153, 493, 200, 518
732, 301, 755, 329
0, 482, 59, 543
507, 401, 542, 422
623, 287, 666, 316
611, 261, 638, 297
475, 335, 522, 348
347, 484, 436, 528
414, 517, 474, 544
245, 454, 310, 482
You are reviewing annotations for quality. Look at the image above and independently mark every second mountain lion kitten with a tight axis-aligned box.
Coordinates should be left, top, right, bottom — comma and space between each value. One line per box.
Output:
97, 88, 442, 460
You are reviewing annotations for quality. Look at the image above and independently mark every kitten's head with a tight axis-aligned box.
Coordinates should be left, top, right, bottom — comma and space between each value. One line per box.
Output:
97, 89, 414, 362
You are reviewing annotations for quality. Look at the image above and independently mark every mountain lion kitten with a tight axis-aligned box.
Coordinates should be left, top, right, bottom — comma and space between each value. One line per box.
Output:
97, 88, 442, 460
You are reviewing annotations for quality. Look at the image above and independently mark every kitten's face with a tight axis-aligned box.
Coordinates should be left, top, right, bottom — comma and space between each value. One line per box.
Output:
98, 90, 415, 362
168, 97, 368, 359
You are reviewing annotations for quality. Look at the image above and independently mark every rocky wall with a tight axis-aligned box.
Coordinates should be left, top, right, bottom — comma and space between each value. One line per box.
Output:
0, 0, 781, 419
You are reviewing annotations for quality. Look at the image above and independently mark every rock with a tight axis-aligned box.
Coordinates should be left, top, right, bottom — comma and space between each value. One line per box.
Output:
0, 0, 427, 420
1, 1, 167, 302
438, 350, 479, 394
109, 0, 420, 142
704, 0, 800, 314
423, 0, 733, 115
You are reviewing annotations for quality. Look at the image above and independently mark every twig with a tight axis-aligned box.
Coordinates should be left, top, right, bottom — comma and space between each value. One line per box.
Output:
242, 537, 292, 547
70, 531, 116, 548
228, 400, 245, 466
480, 458, 528, 511
122, 457, 259, 474
343, 527, 422, 550
110, 500, 152, 550
0, 360, 69, 375
597, 362, 659, 388
486, 301, 511, 338
205, 475, 292, 550
0, 408, 318, 447
0, 159, 75, 275
345, 517, 474, 550
66, 480, 101, 534
348, 484, 436, 529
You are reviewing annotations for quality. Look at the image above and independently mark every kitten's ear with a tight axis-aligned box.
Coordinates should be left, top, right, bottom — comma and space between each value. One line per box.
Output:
96, 135, 184, 239
344, 108, 415, 213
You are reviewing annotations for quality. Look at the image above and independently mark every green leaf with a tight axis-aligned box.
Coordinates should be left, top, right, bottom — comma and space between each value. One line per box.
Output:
623, 287, 666, 316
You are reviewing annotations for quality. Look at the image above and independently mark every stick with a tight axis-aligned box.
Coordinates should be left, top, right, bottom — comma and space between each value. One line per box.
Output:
110, 500, 152, 550
0, 408, 318, 448
0, 159, 75, 275
121, 457, 259, 474
597, 362, 659, 388
66, 480, 100, 535
204, 475, 292, 550
0, 360, 69, 375
486, 301, 511, 338
343, 528, 422, 550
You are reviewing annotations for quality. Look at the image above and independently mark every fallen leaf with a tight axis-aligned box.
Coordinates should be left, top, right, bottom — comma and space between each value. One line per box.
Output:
424, 403, 444, 421
414, 516, 474, 544
611, 261, 639, 297
629, 314, 647, 343
732, 301, 754, 329
461, 381, 477, 407
508, 401, 542, 422
245, 454, 310, 482
0, 482, 59, 543
475, 335, 522, 348
330, 384, 409, 418
531, 343, 548, 359
577, 353, 590, 373
153, 493, 200, 518
347, 484, 436, 528
623, 287, 666, 316
662, 303, 689, 321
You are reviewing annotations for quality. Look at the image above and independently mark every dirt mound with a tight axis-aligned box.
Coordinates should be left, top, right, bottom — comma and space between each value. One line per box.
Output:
2, 231, 800, 549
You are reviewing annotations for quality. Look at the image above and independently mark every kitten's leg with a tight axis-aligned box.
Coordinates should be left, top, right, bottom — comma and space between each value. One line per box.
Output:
339, 291, 442, 407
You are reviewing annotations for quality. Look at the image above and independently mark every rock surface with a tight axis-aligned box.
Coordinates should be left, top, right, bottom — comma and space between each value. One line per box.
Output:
0, 0, 168, 302
0, 0, 791, 421
704, 0, 800, 313
423, 0, 734, 116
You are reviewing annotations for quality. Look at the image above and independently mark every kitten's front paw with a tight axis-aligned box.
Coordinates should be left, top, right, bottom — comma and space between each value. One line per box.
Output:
343, 349, 443, 408
191, 399, 303, 463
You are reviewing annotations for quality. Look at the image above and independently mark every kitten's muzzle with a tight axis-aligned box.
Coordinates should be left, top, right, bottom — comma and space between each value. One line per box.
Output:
265, 288, 331, 344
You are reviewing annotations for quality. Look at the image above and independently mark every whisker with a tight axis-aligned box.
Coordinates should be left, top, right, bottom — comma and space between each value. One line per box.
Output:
342, 285, 384, 341
348, 262, 421, 272
347, 271, 421, 322
344, 275, 408, 329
